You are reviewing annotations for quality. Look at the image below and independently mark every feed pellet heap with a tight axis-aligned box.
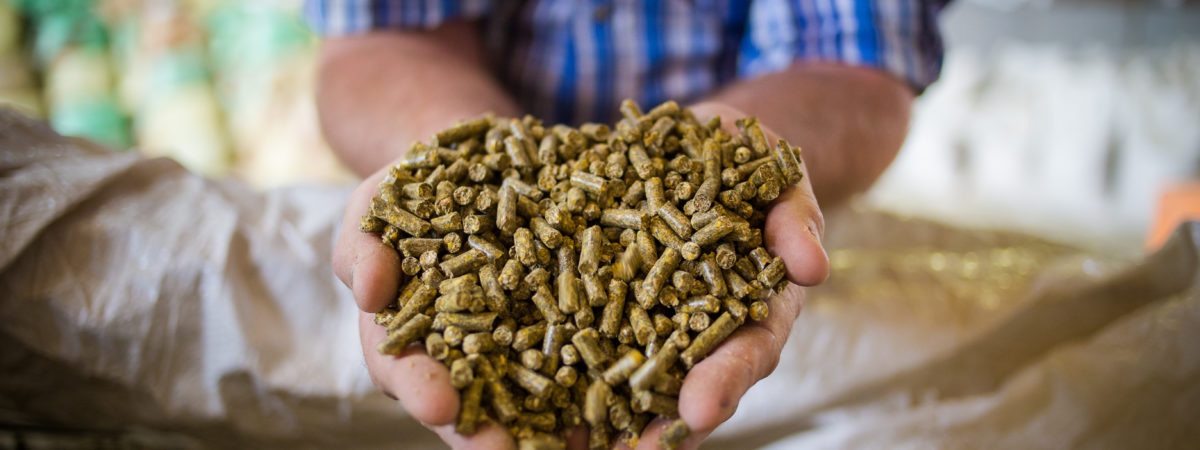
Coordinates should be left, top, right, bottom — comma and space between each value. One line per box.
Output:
359, 99, 801, 449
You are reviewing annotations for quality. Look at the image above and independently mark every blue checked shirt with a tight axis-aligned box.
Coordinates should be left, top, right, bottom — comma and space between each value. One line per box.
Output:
305, 0, 946, 125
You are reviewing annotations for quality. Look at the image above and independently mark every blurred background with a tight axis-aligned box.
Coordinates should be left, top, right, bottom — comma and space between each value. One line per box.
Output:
1, 0, 1197, 250
1, 0, 1199, 448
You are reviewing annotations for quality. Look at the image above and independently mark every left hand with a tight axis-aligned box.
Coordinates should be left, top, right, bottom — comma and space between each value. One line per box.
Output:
628, 102, 829, 449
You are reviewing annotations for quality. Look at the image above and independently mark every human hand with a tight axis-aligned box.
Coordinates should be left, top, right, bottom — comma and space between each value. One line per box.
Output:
625, 102, 829, 449
334, 163, 517, 449
333, 102, 827, 449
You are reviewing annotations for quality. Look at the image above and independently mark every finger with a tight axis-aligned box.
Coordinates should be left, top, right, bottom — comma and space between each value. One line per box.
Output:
429, 421, 516, 450
359, 312, 460, 425
633, 417, 710, 450
676, 285, 806, 433
335, 167, 401, 312
765, 182, 828, 286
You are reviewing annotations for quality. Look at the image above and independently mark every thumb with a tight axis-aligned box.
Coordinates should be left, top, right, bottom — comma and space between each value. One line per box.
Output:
765, 180, 828, 286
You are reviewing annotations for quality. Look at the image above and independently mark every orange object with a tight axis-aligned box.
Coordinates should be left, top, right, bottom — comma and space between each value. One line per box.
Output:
1147, 181, 1200, 252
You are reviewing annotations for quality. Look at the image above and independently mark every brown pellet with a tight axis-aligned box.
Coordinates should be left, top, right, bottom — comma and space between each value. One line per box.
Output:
758, 255, 786, 287
628, 340, 679, 392
509, 360, 558, 399
680, 312, 737, 368
571, 328, 609, 371
379, 313, 432, 356
657, 203, 693, 239
426, 332, 449, 360
513, 323, 548, 352
450, 357, 475, 389
749, 300, 770, 322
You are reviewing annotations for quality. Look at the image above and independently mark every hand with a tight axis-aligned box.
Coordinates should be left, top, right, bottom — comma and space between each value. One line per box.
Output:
333, 103, 828, 449
630, 103, 829, 449
333, 163, 517, 449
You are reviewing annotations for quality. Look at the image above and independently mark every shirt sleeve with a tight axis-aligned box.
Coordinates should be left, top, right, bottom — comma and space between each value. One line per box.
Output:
739, 0, 947, 94
303, 0, 494, 35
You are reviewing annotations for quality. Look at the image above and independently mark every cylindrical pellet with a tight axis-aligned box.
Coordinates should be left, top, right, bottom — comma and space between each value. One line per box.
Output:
499, 258, 525, 291
680, 312, 737, 368
426, 332, 449, 360
715, 243, 737, 269
456, 378, 485, 435
578, 225, 603, 275
757, 256, 786, 287
581, 272, 608, 307
584, 380, 612, 427
571, 328, 609, 371
438, 248, 488, 278
612, 243, 641, 282
493, 318, 517, 346
554, 365, 578, 388
513, 322, 548, 352
450, 357, 475, 389
530, 217, 563, 248
644, 177, 666, 212
556, 270, 582, 314
464, 332, 497, 354
496, 185, 519, 235
627, 302, 655, 347
478, 264, 508, 313
434, 312, 498, 332
642, 248, 682, 299
508, 361, 558, 399
466, 234, 505, 260
678, 295, 721, 314
601, 348, 646, 385
749, 300, 769, 322
688, 312, 711, 331
599, 280, 627, 338
657, 203, 692, 239
569, 170, 607, 195
773, 138, 803, 184
628, 341, 680, 391
387, 284, 437, 332
531, 285, 566, 324
379, 313, 432, 356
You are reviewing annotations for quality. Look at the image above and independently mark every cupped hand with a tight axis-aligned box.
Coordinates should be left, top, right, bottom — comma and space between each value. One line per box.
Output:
333, 163, 516, 449
628, 103, 829, 449
333, 103, 827, 449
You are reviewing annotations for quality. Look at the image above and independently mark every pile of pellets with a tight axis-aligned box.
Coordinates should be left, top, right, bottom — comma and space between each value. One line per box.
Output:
360, 100, 801, 450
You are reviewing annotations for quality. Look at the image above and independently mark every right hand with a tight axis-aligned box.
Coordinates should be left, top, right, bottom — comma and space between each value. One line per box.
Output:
333, 162, 517, 449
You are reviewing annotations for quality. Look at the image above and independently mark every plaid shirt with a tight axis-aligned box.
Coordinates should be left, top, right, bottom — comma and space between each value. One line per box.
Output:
305, 0, 946, 125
